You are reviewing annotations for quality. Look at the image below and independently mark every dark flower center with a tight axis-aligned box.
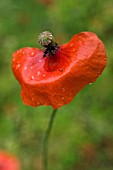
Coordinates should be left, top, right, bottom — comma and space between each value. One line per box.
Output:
43, 42, 59, 57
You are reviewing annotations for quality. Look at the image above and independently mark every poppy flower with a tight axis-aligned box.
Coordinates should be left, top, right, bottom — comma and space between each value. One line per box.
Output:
0, 151, 20, 170
12, 31, 107, 109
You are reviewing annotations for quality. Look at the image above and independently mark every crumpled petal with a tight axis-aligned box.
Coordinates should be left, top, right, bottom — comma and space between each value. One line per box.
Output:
12, 32, 107, 109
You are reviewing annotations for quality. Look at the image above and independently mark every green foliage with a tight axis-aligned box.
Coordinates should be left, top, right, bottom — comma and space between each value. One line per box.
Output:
0, 0, 113, 170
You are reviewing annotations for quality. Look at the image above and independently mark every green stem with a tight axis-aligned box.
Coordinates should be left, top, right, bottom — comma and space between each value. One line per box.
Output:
42, 109, 58, 170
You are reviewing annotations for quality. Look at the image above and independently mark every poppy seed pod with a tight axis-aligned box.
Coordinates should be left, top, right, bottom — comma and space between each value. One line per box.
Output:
12, 32, 107, 109
38, 31, 54, 47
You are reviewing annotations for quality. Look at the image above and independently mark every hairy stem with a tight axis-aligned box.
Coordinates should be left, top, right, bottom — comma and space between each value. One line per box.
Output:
42, 109, 58, 170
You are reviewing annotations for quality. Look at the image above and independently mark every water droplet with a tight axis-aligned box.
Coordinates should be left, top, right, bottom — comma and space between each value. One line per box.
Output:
24, 66, 27, 70
30, 52, 35, 57
22, 51, 25, 55
37, 101, 40, 105
61, 96, 64, 100
31, 75, 35, 80
39, 59, 42, 63
30, 66, 33, 69
16, 64, 20, 69
31, 97, 34, 101
37, 71, 41, 75
62, 88, 65, 92
19, 49, 22, 53
72, 48, 76, 52
55, 100, 58, 103
89, 83, 92, 85
70, 43, 73, 47
42, 74, 46, 77
12, 58, 15, 62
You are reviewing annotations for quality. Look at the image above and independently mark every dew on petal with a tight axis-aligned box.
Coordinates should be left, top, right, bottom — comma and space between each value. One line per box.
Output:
38, 59, 43, 63
19, 49, 22, 53
37, 71, 41, 75
17, 49, 21, 54
62, 87, 65, 92
12, 58, 15, 62
72, 48, 76, 52
30, 66, 33, 69
37, 101, 40, 105
55, 100, 58, 103
61, 96, 64, 100
24, 66, 27, 70
70, 43, 73, 47
42, 74, 46, 77
22, 51, 25, 55
31, 75, 35, 80
30, 52, 35, 57
16, 64, 20, 69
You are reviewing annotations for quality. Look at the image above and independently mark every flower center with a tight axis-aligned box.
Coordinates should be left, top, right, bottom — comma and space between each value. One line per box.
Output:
43, 42, 59, 57
38, 31, 59, 58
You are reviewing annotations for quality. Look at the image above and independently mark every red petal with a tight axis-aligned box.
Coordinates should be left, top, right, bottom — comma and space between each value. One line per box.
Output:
12, 32, 107, 109
0, 151, 20, 170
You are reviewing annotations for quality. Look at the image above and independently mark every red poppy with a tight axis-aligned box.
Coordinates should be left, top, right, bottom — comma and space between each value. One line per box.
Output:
12, 32, 107, 109
0, 151, 20, 170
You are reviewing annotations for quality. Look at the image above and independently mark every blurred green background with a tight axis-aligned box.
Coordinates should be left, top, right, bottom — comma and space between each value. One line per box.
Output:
0, 0, 113, 170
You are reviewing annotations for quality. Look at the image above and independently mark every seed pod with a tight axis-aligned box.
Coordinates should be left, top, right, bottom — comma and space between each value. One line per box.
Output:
38, 31, 54, 47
